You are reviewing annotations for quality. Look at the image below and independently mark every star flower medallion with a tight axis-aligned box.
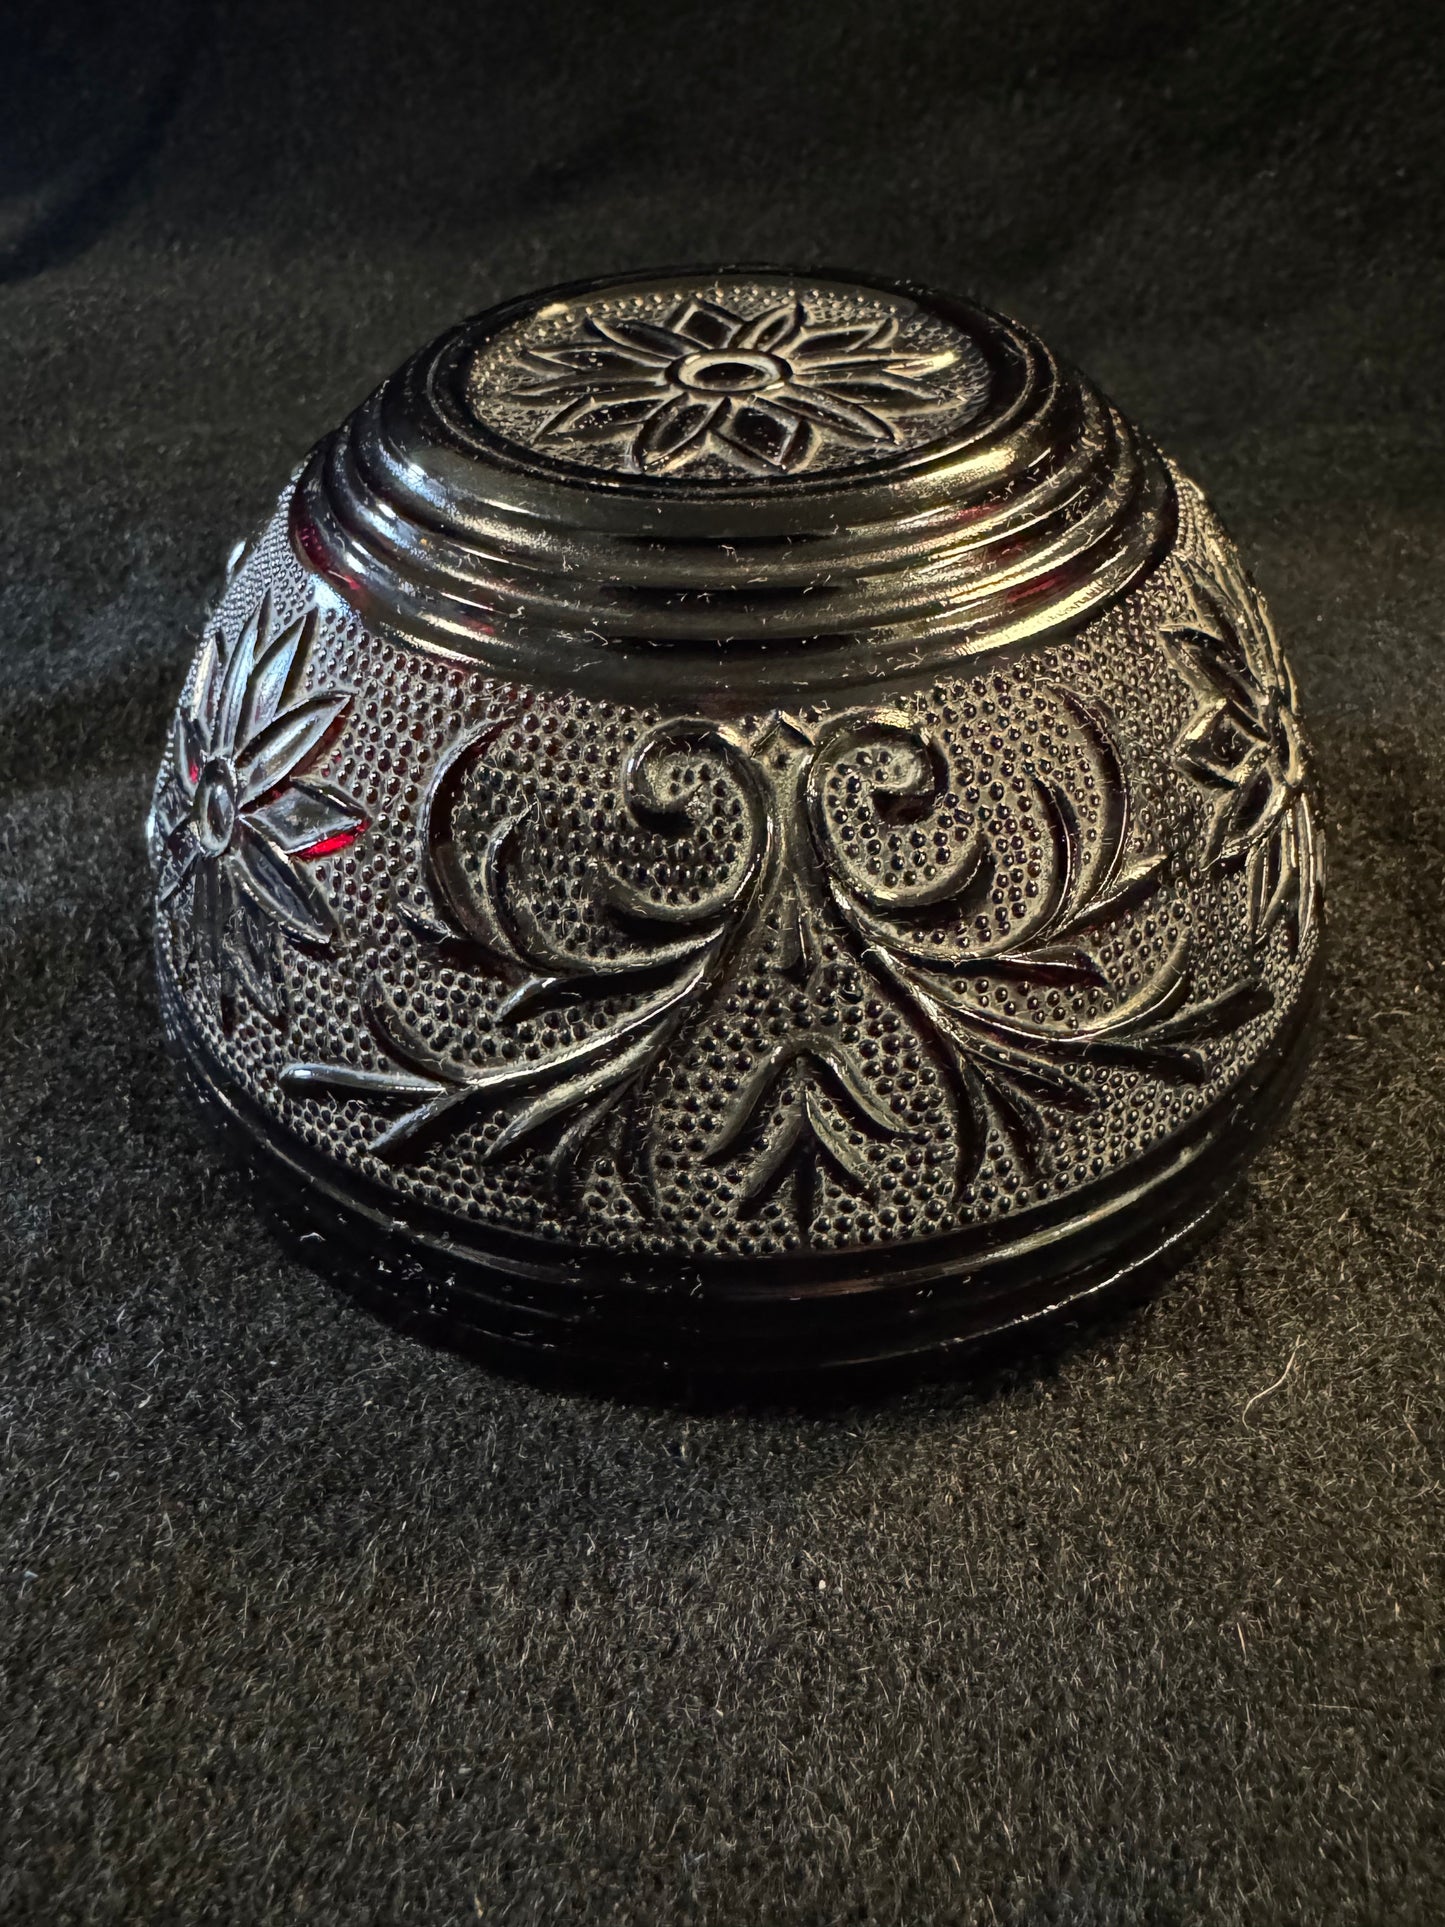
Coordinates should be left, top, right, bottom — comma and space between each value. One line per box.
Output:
149, 594, 368, 1020
1163, 525, 1318, 950
503, 293, 964, 477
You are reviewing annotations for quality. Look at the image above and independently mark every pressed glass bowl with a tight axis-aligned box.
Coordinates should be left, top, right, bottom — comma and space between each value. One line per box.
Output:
149, 268, 1323, 1394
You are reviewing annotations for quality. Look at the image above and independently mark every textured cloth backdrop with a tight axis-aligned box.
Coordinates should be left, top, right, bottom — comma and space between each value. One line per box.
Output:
3, 4, 1443, 1922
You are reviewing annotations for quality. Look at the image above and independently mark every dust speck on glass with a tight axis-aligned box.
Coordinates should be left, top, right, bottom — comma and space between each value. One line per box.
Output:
464, 277, 994, 481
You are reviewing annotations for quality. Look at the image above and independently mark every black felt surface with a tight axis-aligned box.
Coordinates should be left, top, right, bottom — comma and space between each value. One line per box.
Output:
4, 3, 1444, 1921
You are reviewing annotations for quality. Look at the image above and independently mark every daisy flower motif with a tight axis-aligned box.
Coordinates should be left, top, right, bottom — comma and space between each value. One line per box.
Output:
150, 594, 367, 1019
1164, 546, 1307, 868
510, 295, 960, 476
1163, 532, 1319, 951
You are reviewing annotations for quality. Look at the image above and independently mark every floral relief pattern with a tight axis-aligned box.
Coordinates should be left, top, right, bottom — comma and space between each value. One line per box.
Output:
507, 295, 960, 476
285, 696, 1272, 1237
1163, 518, 1319, 952
149, 594, 368, 1022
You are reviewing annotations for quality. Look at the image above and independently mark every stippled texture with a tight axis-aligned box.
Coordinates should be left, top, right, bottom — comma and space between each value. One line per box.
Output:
149, 481, 1315, 1269
2, 2, 1443, 1921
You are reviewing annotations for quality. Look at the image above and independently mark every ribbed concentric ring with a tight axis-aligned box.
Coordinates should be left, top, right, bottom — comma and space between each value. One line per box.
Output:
289, 269, 1175, 700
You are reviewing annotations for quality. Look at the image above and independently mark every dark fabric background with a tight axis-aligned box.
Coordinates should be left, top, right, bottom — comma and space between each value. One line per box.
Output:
3, 3, 1443, 1921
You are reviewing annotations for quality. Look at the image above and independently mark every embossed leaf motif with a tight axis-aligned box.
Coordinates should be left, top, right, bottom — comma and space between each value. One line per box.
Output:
792, 701, 1273, 1191
285, 721, 774, 1195
508, 295, 959, 476
149, 594, 368, 1021
1163, 524, 1319, 952
286, 694, 1274, 1235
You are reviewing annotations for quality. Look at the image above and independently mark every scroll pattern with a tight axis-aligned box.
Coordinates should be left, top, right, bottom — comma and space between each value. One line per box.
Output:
283, 692, 1273, 1232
